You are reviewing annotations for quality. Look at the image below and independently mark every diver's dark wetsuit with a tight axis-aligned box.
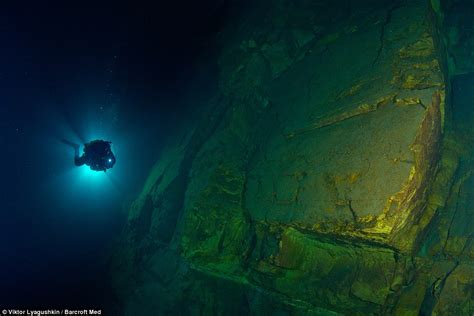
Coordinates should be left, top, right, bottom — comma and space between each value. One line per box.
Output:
63, 139, 116, 172
75, 140, 116, 171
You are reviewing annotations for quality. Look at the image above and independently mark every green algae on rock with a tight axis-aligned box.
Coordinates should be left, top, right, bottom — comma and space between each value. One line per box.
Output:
107, 0, 474, 314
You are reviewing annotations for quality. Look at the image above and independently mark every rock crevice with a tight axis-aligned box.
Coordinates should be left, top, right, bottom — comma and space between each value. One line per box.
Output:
107, 0, 474, 314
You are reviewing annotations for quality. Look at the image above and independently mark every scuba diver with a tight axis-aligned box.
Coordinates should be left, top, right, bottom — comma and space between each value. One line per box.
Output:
62, 139, 116, 172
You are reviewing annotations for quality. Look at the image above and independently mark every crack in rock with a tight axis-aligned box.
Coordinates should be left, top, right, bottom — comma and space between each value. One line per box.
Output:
372, 2, 404, 67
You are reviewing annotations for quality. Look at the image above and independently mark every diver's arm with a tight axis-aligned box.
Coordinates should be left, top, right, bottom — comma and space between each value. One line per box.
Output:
74, 155, 86, 166
61, 139, 81, 160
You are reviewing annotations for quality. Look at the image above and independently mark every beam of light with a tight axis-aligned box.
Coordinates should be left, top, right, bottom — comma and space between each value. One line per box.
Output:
36, 84, 160, 223
39, 98, 138, 217
45, 138, 122, 215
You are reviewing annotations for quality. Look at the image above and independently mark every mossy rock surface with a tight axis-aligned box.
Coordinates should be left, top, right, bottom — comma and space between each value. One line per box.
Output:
107, 0, 474, 314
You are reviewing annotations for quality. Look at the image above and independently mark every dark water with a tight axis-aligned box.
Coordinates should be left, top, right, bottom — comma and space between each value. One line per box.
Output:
0, 1, 226, 308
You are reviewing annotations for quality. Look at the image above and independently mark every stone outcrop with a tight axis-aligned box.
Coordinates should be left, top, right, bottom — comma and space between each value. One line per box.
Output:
108, 0, 474, 314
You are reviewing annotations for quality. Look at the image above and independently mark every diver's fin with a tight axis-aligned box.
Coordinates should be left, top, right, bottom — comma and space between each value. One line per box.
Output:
61, 139, 80, 149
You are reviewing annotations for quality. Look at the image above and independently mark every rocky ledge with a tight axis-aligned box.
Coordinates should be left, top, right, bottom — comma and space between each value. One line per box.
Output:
109, 0, 474, 314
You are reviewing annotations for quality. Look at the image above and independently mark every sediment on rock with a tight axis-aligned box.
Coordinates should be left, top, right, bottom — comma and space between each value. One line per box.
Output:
107, 0, 474, 314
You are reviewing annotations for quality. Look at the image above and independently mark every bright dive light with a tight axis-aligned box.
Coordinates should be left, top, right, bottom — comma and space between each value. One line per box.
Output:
108, 158, 112, 163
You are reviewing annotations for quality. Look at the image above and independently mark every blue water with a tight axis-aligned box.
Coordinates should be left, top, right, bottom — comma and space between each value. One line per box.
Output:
0, 1, 224, 308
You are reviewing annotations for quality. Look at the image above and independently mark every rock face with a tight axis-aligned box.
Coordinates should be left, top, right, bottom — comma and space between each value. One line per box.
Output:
108, 0, 474, 314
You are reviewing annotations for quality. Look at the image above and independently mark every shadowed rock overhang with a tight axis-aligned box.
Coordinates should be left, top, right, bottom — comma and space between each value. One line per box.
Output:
108, 0, 474, 314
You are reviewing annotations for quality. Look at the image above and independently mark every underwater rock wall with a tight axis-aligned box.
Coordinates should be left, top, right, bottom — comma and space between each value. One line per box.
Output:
434, 0, 474, 76
108, 0, 474, 314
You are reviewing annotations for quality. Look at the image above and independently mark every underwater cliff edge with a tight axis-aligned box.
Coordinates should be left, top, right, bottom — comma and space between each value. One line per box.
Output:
108, 0, 474, 314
